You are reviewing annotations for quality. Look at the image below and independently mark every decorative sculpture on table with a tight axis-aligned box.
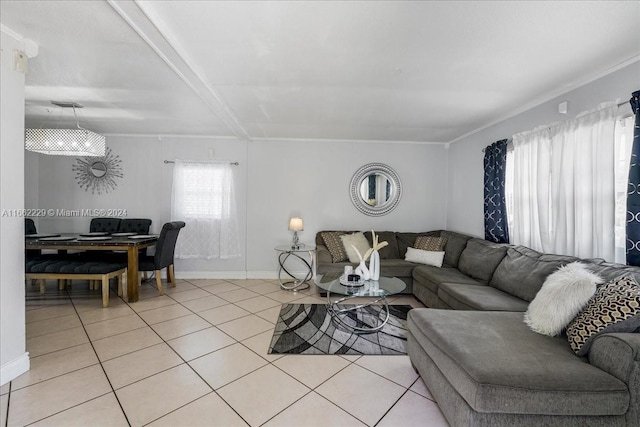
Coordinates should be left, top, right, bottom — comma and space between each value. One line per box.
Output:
352, 245, 372, 281
368, 230, 388, 281
73, 147, 123, 195
350, 231, 389, 281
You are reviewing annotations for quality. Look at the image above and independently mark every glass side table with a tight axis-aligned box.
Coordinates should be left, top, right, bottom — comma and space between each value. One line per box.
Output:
274, 244, 316, 291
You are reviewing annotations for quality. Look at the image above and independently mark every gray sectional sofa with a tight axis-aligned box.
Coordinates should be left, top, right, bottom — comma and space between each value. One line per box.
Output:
316, 230, 442, 294
315, 229, 640, 426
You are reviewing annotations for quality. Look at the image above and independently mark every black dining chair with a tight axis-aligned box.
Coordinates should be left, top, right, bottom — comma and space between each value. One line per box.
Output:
118, 218, 152, 234
90, 218, 122, 233
25, 218, 37, 235
115, 219, 153, 272
138, 221, 185, 295
25, 218, 41, 259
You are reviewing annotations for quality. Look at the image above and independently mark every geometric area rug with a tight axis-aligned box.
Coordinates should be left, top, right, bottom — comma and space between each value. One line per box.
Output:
268, 303, 412, 355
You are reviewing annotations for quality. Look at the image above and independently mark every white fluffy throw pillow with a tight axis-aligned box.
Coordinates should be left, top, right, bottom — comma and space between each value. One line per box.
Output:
405, 247, 445, 268
340, 232, 371, 263
524, 262, 603, 336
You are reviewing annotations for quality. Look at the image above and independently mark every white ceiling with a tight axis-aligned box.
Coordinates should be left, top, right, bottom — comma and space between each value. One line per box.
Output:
1, 0, 639, 143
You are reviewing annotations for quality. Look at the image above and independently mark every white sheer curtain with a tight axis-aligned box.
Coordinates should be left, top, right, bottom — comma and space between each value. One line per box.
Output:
511, 125, 553, 252
171, 160, 241, 259
510, 103, 617, 260
614, 115, 636, 263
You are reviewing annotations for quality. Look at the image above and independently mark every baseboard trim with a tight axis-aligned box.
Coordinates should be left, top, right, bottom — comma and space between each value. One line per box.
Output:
176, 271, 248, 280
1, 352, 30, 386
246, 271, 279, 280
175, 271, 288, 280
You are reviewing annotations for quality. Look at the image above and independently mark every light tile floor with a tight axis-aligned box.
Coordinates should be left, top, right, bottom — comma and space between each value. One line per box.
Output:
2, 278, 449, 427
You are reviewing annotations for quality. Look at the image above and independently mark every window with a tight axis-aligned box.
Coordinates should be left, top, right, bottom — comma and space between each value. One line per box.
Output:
506, 102, 630, 261
171, 160, 240, 259
178, 166, 228, 219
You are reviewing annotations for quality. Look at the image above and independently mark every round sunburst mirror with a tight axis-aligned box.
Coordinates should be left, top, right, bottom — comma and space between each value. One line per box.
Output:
73, 147, 123, 195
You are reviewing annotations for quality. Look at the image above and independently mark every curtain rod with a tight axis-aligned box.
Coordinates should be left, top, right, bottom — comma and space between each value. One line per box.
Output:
482, 100, 633, 152
164, 160, 239, 166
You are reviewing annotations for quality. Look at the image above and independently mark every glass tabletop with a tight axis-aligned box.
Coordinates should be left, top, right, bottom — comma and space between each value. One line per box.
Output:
315, 273, 406, 297
274, 244, 316, 252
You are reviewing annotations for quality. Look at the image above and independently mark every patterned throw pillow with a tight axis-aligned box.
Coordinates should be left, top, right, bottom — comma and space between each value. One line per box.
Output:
320, 231, 347, 263
414, 236, 447, 251
566, 276, 640, 356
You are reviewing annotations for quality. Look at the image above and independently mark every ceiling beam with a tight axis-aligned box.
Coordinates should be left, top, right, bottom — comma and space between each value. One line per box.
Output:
107, 0, 252, 141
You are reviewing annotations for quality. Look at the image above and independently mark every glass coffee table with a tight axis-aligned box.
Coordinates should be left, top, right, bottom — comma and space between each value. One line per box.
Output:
315, 273, 406, 333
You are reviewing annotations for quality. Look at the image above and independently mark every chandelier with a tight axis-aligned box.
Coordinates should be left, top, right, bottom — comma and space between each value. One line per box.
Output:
25, 101, 106, 157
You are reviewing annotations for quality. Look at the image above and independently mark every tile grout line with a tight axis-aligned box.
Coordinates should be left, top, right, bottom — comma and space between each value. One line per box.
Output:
14, 285, 128, 427
164, 279, 325, 426
117, 280, 255, 426
68, 287, 133, 427
259, 297, 421, 425
3, 382, 11, 427
132, 279, 259, 427
20, 279, 426, 427
259, 359, 367, 426
372, 387, 412, 427
9, 286, 75, 426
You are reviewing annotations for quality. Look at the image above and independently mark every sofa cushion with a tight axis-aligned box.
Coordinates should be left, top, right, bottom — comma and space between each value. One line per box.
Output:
440, 231, 473, 267
408, 309, 629, 416
490, 246, 574, 302
317, 261, 354, 275
318, 259, 416, 279
567, 276, 640, 356
396, 230, 440, 258
538, 253, 581, 263
412, 265, 484, 295
364, 231, 400, 259
396, 231, 441, 259
457, 239, 508, 284
320, 231, 348, 262
587, 261, 640, 283
414, 236, 447, 251
438, 283, 529, 311
378, 259, 419, 278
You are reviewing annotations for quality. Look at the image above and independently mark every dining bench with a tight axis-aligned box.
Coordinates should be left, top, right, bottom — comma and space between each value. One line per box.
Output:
25, 257, 127, 307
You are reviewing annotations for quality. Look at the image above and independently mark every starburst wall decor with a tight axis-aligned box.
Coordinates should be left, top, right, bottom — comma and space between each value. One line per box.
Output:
73, 147, 123, 195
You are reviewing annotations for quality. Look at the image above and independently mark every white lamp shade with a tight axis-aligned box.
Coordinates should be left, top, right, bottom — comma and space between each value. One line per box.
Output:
288, 217, 304, 231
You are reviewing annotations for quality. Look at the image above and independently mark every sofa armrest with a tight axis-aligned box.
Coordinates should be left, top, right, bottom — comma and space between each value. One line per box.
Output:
317, 244, 333, 264
589, 333, 640, 423
589, 333, 640, 383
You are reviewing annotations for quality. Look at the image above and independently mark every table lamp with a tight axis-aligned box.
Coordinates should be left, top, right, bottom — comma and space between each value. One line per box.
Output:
288, 217, 303, 249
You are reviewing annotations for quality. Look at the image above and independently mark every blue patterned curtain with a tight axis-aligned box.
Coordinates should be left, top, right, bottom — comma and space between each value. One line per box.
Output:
368, 175, 375, 200
484, 139, 510, 243
626, 90, 640, 265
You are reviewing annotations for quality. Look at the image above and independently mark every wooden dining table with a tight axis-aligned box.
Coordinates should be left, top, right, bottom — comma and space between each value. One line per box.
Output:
25, 233, 158, 303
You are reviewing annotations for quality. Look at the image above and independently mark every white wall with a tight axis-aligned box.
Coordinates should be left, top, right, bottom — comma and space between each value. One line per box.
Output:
30, 136, 249, 278
246, 140, 448, 274
1, 31, 29, 385
26, 137, 448, 277
446, 61, 640, 237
